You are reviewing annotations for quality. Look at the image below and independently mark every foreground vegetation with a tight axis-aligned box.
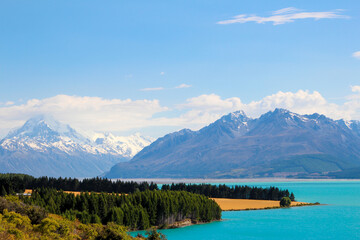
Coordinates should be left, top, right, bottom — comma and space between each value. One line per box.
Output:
0, 196, 165, 239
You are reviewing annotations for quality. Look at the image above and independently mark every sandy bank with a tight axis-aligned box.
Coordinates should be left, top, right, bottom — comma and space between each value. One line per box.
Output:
211, 198, 311, 211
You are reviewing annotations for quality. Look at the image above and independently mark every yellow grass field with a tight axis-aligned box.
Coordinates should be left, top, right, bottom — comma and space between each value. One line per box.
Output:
211, 198, 309, 211
25, 189, 84, 196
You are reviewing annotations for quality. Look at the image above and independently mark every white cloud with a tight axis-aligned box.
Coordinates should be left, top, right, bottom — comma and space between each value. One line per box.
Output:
0, 95, 169, 137
172, 94, 244, 129
353, 51, 360, 59
180, 94, 242, 111
173, 88, 360, 131
175, 84, 191, 89
1, 87, 360, 138
244, 90, 346, 118
352, 86, 360, 93
140, 84, 192, 91
5, 101, 14, 106
140, 87, 164, 91
272, 7, 299, 15
217, 8, 348, 25
160, 72, 165, 76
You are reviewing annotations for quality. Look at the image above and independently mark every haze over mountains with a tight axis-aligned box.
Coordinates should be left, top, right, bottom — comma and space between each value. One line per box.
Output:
0, 116, 153, 177
105, 109, 360, 179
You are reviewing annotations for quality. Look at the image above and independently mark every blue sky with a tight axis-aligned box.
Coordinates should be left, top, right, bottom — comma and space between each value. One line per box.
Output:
0, 0, 360, 137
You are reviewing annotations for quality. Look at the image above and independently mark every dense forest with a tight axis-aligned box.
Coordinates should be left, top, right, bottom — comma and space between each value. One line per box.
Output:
0, 173, 295, 201
0, 195, 166, 239
20, 188, 221, 230
161, 183, 295, 201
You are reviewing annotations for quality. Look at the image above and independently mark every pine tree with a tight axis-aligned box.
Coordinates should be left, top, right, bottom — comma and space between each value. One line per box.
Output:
290, 192, 295, 201
1, 185, 7, 196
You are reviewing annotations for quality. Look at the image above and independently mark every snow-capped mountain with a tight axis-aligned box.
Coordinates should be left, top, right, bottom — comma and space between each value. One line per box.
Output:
92, 132, 154, 158
0, 116, 153, 177
105, 109, 360, 179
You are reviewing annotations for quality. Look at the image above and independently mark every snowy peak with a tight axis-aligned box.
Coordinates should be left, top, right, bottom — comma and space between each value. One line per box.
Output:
255, 108, 315, 130
259, 108, 299, 121
6, 115, 88, 144
0, 116, 154, 177
92, 132, 154, 158
0, 116, 153, 158
224, 110, 249, 121
7, 115, 60, 139
201, 110, 251, 137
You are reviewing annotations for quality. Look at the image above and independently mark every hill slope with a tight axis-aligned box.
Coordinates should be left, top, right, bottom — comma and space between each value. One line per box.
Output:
105, 109, 360, 178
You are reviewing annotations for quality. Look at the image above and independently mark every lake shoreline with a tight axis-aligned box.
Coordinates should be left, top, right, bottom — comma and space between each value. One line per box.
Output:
212, 198, 320, 211
110, 178, 360, 184
221, 202, 322, 211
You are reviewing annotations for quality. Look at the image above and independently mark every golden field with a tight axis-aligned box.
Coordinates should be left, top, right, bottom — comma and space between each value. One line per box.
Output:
211, 198, 309, 211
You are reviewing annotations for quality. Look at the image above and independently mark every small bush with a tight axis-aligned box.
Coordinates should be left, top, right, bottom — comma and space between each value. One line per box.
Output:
36, 217, 60, 235
7, 228, 24, 239
0, 196, 47, 224
145, 228, 167, 240
100, 222, 132, 240
280, 197, 291, 207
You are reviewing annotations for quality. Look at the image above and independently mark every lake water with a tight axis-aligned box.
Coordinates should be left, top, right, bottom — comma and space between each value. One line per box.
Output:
131, 181, 360, 239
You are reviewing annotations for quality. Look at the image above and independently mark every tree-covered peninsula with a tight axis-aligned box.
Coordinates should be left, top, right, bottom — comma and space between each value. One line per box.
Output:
21, 188, 222, 229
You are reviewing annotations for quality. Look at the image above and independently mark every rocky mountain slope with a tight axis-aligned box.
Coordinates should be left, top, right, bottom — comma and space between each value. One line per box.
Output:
105, 109, 360, 179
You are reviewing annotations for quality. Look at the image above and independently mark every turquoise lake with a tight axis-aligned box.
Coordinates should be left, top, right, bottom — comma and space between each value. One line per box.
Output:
131, 181, 360, 239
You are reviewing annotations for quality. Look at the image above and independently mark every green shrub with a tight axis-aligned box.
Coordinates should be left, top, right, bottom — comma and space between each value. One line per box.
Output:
100, 222, 132, 240
280, 197, 291, 207
0, 196, 47, 224
145, 228, 167, 240
36, 217, 60, 235
2, 209, 32, 230
7, 228, 25, 239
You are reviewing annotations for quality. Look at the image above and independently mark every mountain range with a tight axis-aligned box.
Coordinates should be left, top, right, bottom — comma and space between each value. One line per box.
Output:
105, 109, 360, 179
0, 116, 153, 177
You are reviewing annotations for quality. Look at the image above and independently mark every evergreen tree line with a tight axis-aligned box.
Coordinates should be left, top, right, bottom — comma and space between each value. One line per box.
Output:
0, 173, 34, 196
21, 188, 222, 230
161, 183, 295, 201
0, 173, 295, 201
0, 173, 158, 195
